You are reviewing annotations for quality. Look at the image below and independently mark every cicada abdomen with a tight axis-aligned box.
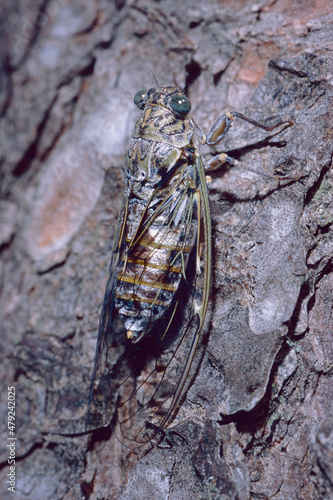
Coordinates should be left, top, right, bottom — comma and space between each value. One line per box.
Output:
115, 143, 198, 343
87, 85, 292, 447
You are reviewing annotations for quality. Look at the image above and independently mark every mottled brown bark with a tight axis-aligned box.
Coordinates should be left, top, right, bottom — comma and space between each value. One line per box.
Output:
0, 1, 332, 499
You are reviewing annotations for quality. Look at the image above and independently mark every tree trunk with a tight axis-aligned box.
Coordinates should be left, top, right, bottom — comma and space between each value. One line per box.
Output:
1, 1, 332, 499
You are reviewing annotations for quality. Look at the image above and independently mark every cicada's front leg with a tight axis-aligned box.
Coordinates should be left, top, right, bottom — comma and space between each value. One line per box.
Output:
194, 111, 237, 172
195, 110, 293, 172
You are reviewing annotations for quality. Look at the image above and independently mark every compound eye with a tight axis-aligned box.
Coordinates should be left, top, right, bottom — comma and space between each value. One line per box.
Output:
134, 90, 146, 109
169, 94, 191, 116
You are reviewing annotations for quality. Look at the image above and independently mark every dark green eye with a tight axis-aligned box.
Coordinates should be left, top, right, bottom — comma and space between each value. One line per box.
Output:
134, 90, 146, 109
169, 94, 191, 116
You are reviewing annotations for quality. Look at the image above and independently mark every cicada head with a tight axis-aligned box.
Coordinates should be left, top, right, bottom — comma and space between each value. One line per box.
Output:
134, 87, 191, 119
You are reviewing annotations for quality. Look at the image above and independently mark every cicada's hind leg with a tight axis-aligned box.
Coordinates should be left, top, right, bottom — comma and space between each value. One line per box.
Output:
194, 110, 293, 173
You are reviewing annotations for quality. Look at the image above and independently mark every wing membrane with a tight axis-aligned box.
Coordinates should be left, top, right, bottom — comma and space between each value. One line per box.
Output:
87, 156, 211, 447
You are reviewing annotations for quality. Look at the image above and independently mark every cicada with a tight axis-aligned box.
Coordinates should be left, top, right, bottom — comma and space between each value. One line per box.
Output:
87, 85, 291, 447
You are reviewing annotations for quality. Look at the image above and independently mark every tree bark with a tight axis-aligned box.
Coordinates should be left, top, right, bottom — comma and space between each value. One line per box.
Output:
0, 1, 332, 499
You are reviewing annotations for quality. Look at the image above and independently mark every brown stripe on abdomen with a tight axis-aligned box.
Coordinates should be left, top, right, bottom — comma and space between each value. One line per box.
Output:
114, 236, 194, 341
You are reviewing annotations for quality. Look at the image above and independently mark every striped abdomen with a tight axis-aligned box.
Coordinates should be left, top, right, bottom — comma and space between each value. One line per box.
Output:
114, 173, 197, 343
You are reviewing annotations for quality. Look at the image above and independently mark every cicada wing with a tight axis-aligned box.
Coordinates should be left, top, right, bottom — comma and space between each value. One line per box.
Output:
86, 195, 129, 431
87, 157, 211, 447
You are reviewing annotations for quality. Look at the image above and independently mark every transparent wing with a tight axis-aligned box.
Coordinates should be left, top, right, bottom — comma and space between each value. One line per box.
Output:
86, 194, 129, 430
87, 157, 211, 448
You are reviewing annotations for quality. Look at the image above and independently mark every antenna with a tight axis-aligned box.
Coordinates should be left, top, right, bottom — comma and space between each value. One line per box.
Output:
148, 68, 160, 87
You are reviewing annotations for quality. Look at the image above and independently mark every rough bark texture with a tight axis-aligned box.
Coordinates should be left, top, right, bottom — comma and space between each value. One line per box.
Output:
0, 1, 332, 499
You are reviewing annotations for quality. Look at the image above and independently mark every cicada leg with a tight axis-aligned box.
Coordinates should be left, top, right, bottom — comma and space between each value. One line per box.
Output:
205, 152, 238, 171
194, 110, 293, 172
